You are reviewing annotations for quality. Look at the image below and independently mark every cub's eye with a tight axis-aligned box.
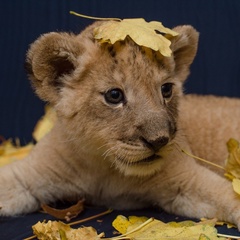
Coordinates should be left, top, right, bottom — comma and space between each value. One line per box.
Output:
161, 83, 173, 98
104, 88, 125, 104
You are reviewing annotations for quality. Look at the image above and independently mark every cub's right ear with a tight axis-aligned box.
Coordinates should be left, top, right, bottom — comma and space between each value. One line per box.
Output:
170, 25, 199, 83
25, 32, 83, 104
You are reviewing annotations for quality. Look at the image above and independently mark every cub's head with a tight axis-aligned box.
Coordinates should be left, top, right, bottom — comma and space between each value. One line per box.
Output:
26, 21, 199, 177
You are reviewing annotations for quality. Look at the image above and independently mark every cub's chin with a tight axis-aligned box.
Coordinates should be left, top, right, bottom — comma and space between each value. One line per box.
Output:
112, 154, 166, 177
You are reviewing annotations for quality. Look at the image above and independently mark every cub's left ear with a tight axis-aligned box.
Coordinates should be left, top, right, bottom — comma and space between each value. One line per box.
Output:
170, 25, 199, 82
25, 32, 83, 104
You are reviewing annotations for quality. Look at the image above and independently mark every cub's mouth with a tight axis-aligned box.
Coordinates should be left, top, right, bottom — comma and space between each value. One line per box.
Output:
118, 154, 161, 166
132, 154, 160, 164
114, 153, 166, 176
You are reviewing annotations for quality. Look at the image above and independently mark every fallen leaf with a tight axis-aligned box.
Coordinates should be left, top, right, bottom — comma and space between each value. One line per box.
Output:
201, 218, 236, 229
33, 105, 57, 142
225, 138, 240, 179
32, 220, 103, 240
215, 221, 237, 229
224, 172, 235, 181
232, 178, 240, 195
94, 18, 178, 57
125, 219, 223, 240
0, 106, 56, 168
41, 199, 84, 221
197, 218, 217, 227
167, 220, 198, 228
0, 139, 33, 167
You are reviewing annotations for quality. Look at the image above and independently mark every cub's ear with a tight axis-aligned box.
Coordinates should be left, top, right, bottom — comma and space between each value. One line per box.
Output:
170, 25, 199, 82
25, 32, 83, 104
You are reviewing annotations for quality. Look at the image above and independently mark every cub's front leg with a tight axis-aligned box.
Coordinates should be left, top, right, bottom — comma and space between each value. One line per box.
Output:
0, 134, 78, 216
148, 155, 240, 229
0, 160, 40, 215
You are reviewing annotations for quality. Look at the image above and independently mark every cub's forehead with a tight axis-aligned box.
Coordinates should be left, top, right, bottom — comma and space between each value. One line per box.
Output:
105, 41, 173, 83
72, 21, 178, 89
78, 31, 175, 85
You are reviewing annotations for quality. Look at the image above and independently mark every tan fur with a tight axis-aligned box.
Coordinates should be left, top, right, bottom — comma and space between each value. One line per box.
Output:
1, 21, 240, 228
181, 95, 240, 171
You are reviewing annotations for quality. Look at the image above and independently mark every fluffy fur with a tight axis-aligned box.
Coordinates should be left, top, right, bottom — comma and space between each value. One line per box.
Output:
1, 21, 240, 228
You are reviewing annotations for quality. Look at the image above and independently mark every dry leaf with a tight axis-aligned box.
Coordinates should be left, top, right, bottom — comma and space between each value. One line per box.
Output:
0, 139, 33, 167
201, 218, 236, 229
215, 221, 237, 229
225, 138, 240, 179
41, 199, 84, 221
0, 105, 56, 167
33, 105, 57, 142
125, 219, 223, 240
224, 138, 240, 196
94, 18, 178, 57
32, 220, 103, 240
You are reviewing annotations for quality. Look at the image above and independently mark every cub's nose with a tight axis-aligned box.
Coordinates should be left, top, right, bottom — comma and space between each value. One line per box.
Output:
141, 136, 169, 152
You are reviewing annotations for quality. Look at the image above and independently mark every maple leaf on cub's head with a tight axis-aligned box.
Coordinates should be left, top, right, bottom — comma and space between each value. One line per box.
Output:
93, 18, 178, 57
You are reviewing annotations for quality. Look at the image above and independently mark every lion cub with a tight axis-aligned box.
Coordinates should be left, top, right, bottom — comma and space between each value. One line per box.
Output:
1, 21, 240, 229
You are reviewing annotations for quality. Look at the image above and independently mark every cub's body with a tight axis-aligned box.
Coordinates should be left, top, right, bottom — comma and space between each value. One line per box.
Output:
1, 21, 240, 228
181, 94, 240, 169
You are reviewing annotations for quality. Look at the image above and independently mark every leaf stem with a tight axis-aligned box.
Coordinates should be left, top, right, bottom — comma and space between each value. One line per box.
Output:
68, 209, 113, 226
217, 233, 240, 239
109, 218, 154, 240
181, 149, 226, 171
70, 11, 121, 22
24, 236, 36, 240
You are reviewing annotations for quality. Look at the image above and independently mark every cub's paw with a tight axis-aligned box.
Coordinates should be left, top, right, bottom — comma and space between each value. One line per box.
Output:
235, 214, 240, 231
0, 191, 39, 216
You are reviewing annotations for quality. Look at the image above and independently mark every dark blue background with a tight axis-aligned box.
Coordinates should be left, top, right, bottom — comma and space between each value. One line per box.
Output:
0, 0, 240, 143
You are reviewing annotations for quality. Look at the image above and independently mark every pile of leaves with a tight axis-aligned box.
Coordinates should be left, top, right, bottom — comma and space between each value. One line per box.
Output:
31, 215, 236, 240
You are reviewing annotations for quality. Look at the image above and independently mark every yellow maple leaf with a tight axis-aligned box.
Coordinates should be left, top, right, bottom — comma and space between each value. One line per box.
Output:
112, 215, 226, 240
94, 18, 178, 57
201, 218, 236, 229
